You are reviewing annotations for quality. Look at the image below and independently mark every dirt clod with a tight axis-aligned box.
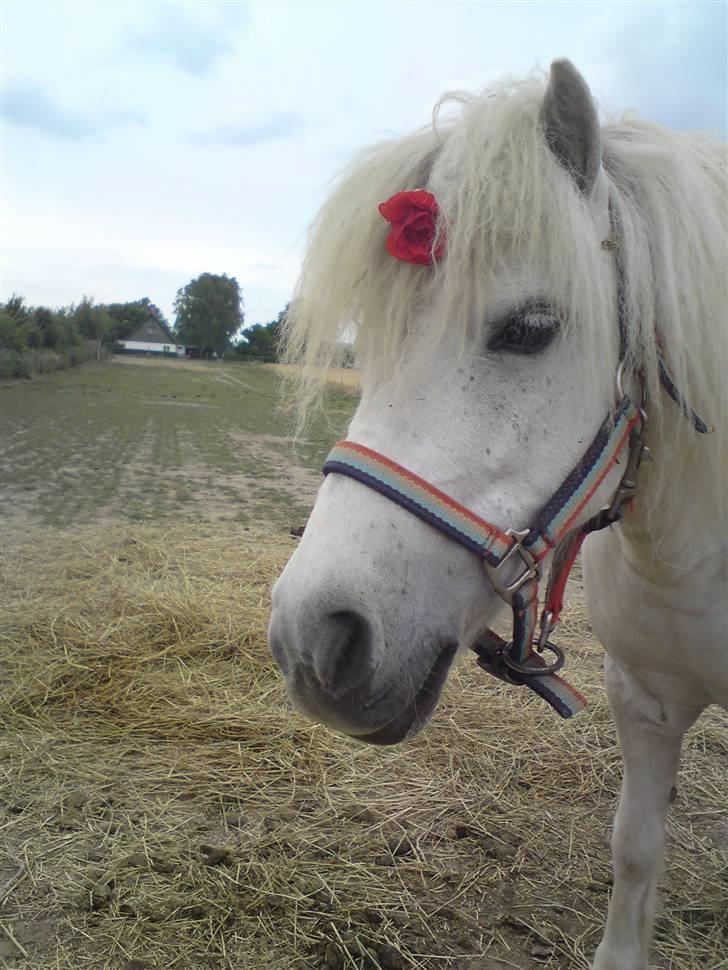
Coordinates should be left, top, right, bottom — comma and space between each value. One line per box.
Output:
377, 943, 406, 969
65, 789, 90, 809
323, 941, 343, 969
199, 843, 234, 866
57, 808, 83, 829
152, 855, 176, 874
531, 942, 556, 960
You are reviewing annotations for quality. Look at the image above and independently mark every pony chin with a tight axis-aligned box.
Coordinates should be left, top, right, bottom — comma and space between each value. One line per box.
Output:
353, 641, 459, 745
282, 639, 459, 747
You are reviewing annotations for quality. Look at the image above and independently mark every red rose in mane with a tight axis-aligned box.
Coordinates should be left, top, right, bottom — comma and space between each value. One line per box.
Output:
378, 189, 445, 265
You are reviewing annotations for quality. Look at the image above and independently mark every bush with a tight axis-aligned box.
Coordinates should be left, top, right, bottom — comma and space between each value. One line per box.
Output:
28, 349, 64, 374
0, 295, 109, 380
64, 344, 92, 367
0, 350, 33, 380
0, 311, 26, 352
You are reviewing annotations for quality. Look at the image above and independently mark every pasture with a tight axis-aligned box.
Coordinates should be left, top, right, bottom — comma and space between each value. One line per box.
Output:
0, 359, 725, 970
0, 358, 354, 535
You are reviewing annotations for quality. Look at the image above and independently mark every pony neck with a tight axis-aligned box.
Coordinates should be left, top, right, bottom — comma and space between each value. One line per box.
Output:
616, 413, 720, 578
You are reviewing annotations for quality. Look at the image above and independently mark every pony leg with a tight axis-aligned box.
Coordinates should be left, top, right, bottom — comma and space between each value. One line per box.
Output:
592, 657, 701, 970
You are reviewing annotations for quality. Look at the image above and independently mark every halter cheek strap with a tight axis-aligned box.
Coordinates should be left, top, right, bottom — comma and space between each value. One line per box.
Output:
323, 394, 645, 719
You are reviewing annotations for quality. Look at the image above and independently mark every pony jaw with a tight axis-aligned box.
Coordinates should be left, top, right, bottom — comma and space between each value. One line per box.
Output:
346, 642, 458, 745
271, 619, 460, 746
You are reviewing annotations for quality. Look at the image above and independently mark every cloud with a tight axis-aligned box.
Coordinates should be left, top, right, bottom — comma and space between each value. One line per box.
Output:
190, 111, 305, 147
123, 2, 249, 77
590, 2, 727, 131
1, 82, 145, 140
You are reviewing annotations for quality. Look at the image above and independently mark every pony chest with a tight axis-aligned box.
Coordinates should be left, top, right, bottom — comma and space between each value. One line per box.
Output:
582, 530, 727, 708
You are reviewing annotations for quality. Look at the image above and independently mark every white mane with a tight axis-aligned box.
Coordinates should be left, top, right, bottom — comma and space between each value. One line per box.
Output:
283, 72, 727, 524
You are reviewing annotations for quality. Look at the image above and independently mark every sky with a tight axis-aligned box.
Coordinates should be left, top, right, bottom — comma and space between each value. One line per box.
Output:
1, 0, 726, 330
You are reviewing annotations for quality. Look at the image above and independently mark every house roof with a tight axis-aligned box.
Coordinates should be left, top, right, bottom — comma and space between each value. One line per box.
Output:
124, 314, 178, 345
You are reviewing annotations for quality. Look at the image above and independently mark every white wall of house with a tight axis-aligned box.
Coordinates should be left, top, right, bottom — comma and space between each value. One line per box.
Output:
120, 341, 185, 356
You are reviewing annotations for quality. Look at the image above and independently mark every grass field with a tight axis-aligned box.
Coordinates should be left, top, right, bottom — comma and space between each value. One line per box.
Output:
0, 357, 354, 532
1, 359, 726, 970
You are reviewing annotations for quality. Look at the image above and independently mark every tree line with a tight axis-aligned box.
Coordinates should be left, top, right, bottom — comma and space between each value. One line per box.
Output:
0, 295, 113, 380
0, 273, 287, 380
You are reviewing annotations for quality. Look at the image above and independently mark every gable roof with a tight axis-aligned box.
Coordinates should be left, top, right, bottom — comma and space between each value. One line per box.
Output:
124, 312, 177, 345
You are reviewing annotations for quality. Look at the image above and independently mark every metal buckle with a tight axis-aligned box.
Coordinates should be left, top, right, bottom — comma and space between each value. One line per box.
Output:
606, 364, 650, 523
483, 528, 540, 604
605, 417, 649, 521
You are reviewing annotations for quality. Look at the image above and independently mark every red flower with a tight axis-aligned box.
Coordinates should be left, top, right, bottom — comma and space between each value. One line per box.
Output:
378, 189, 444, 265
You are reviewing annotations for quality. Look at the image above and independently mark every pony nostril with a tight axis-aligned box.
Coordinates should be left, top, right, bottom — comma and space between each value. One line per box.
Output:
319, 610, 375, 696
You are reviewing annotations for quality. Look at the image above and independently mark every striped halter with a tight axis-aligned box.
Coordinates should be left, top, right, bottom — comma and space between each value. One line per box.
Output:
323, 375, 646, 719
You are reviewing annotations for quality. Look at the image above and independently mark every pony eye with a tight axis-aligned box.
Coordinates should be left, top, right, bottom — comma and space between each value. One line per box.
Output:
487, 306, 560, 356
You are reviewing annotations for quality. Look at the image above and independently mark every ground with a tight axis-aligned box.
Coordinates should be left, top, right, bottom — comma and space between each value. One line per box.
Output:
0, 357, 353, 534
0, 358, 726, 970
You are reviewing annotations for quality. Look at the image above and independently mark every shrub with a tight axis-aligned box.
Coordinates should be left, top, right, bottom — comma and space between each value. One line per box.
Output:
0, 350, 32, 380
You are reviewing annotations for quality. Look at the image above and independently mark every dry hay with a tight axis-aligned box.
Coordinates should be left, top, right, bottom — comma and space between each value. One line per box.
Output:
0, 524, 725, 970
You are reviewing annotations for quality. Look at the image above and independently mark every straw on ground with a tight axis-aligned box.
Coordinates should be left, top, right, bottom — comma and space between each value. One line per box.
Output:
1, 524, 725, 970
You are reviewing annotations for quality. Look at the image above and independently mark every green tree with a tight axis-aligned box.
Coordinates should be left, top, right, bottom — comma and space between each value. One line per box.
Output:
3, 294, 29, 320
72, 297, 112, 341
174, 273, 243, 357
33, 307, 61, 349
0, 296, 40, 352
0, 310, 25, 351
235, 304, 287, 360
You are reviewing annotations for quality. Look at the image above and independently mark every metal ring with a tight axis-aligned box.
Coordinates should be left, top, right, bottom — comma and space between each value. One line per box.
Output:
616, 362, 647, 408
616, 360, 626, 399
502, 640, 565, 677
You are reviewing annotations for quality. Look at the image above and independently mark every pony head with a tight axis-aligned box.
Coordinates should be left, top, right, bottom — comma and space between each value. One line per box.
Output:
268, 60, 725, 743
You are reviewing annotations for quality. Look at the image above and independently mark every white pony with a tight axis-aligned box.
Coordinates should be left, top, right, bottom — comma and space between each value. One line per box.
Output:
269, 61, 727, 970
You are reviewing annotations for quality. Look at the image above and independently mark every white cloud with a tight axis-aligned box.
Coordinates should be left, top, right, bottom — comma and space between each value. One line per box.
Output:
190, 111, 305, 147
122, 1, 250, 77
2, 81, 145, 140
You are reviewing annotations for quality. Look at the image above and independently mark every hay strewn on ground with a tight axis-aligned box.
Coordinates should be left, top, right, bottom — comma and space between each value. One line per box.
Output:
1, 525, 726, 970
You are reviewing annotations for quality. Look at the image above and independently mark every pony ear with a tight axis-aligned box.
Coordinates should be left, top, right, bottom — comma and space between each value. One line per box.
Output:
540, 59, 601, 196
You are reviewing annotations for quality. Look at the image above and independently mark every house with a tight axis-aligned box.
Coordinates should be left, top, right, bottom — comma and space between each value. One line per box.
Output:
117, 310, 185, 356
